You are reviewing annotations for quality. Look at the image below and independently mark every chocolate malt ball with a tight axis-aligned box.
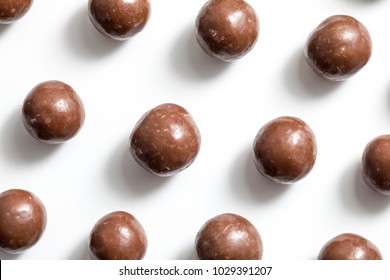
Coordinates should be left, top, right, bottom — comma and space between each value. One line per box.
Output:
318, 233, 382, 260
195, 213, 263, 260
22, 80, 85, 144
253, 116, 317, 184
89, 211, 147, 260
305, 15, 372, 81
88, 0, 151, 40
0, 0, 33, 23
362, 135, 390, 196
130, 103, 201, 177
195, 0, 259, 61
0, 189, 47, 254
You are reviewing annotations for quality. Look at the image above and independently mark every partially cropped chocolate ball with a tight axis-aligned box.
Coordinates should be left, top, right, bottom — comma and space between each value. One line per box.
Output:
22, 80, 85, 144
195, 213, 263, 260
0, 189, 47, 254
318, 233, 382, 260
253, 116, 317, 184
89, 211, 147, 260
195, 0, 259, 61
130, 103, 201, 177
0, 0, 33, 24
88, 0, 151, 40
362, 135, 390, 196
304, 15, 372, 81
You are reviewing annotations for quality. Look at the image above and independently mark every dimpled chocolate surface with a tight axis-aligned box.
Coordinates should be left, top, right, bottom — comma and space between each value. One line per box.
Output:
318, 233, 382, 260
195, 213, 263, 260
89, 211, 147, 260
304, 15, 372, 81
130, 103, 201, 177
0, 189, 47, 254
88, 0, 151, 40
361, 135, 390, 196
0, 0, 33, 23
253, 116, 317, 184
195, 0, 259, 61
22, 80, 85, 144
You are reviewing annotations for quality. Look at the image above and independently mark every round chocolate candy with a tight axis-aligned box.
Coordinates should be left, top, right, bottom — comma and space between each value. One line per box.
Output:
89, 211, 147, 260
361, 135, 390, 196
130, 103, 201, 177
0, 189, 47, 254
22, 80, 85, 144
88, 0, 151, 40
253, 116, 317, 184
304, 15, 372, 81
195, 213, 263, 260
318, 233, 382, 260
0, 0, 33, 24
195, 0, 259, 61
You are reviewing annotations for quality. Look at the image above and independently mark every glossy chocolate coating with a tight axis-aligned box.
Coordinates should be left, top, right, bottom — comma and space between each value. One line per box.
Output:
130, 103, 201, 177
89, 211, 147, 260
304, 15, 372, 81
0, 0, 33, 24
318, 233, 382, 260
195, 0, 259, 61
253, 116, 317, 184
195, 213, 263, 260
22, 80, 85, 144
88, 0, 151, 40
361, 135, 390, 196
0, 189, 47, 254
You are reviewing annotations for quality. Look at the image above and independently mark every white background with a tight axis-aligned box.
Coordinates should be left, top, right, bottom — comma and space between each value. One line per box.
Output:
1, 0, 390, 260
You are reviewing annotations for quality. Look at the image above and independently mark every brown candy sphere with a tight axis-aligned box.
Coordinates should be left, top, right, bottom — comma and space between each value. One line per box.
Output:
304, 15, 372, 81
22, 80, 85, 144
253, 116, 317, 184
195, 0, 259, 61
0, 0, 33, 24
89, 211, 147, 260
0, 189, 47, 254
361, 135, 390, 196
130, 103, 201, 177
318, 233, 382, 260
195, 213, 263, 260
88, 0, 151, 40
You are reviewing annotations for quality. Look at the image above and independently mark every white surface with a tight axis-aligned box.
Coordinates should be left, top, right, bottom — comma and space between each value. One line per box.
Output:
0, 0, 390, 260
